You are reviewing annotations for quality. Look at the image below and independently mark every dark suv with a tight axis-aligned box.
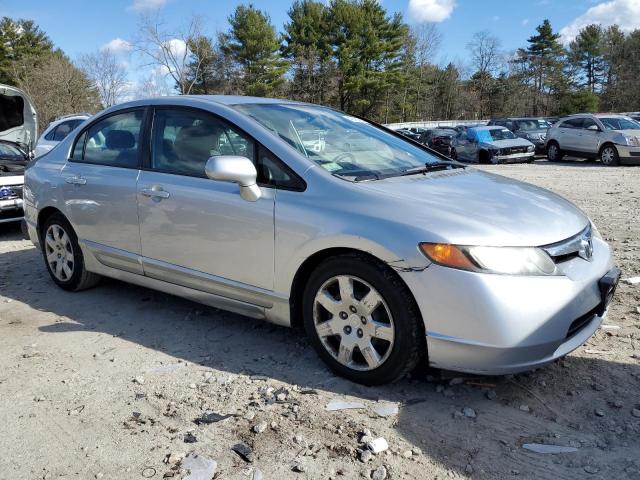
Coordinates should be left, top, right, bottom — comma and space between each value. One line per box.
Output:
488, 117, 552, 154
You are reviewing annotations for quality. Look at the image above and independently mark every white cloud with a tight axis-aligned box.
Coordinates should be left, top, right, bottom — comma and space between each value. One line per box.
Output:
128, 0, 167, 12
101, 38, 132, 53
560, 0, 640, 44
408, 0, 456, 23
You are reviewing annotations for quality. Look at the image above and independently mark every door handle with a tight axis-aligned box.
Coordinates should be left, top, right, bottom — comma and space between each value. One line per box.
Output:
141, 186, 170, 199
65, 175, 87, 185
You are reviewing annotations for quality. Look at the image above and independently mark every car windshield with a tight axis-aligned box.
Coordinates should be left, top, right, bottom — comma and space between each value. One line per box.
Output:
476, 128, 517, 142
599, 117, 640, 130
0, 142, 26, 175
515, 119, 550, 131
235, 103, 443, 179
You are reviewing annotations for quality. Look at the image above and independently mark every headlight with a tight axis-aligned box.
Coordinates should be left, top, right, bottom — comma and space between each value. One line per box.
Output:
419, 243, 559, 276
615, 134, 640, 146
527, 145, 535, 152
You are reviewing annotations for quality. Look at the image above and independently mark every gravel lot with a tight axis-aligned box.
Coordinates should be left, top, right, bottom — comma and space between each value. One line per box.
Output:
0, 160, 639, 480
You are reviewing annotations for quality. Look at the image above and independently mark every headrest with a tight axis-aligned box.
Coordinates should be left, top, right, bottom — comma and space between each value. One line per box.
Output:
105, 130, 135, 149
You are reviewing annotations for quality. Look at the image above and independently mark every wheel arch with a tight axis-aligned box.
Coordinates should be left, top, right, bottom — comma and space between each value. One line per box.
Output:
37, 206, 65, 240
288, 247, 423, 331
598, 141, 617, 156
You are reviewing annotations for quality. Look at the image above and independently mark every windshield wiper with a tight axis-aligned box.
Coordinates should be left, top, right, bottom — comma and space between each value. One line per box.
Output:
398, 162, 463, 177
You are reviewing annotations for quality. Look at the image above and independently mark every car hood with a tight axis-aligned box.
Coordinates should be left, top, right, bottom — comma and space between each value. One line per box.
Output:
0, 84, 38, 154
482, 137, 533, 148
357, 168, 588, 246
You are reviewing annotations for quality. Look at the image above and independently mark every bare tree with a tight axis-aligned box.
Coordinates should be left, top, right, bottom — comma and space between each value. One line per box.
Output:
467, 31, 502, 117
78, 49, 129, 107
468, 30, 502, 77
14, 53, 101, 125
133, 13, 208, 94
133, 70, 173, 98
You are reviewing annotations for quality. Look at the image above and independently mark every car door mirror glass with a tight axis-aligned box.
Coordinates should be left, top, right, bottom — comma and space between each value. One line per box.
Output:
205, 155, 261, 202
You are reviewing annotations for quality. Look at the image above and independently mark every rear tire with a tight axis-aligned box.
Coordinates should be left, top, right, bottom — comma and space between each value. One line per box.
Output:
41, 213, 101, 291
302, 254, 424, 385
546, 142, 563, 161
600, 144, 619, 166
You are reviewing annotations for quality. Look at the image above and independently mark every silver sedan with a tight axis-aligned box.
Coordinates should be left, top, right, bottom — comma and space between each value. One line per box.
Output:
23, 96, 620, 385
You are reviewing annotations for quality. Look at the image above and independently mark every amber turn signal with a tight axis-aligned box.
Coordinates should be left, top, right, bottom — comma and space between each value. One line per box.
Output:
419, 243, 477, 271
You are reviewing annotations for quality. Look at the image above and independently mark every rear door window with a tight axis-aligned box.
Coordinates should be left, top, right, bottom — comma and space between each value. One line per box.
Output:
561, 118, 583, 129
74, 110, 144, 168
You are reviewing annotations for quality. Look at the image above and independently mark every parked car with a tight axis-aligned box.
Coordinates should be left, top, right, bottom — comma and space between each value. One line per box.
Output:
624, 112, 640, 123
544, 116, 560, 125
395, 128, 421, 142
418, 127, 457, 156
450, 125, 535, 163
545, 113, 640, 166
488, 117, 551, 154
25, 96, 619, 385
34, 113, 90, 157
0, 84, 37, 225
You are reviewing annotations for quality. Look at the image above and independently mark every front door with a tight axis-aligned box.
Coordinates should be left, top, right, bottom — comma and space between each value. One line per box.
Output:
137, 107, 275, 295
61, 108, 145, 274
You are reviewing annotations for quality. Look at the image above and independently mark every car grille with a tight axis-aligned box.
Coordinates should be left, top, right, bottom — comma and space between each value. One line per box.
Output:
502, 146, 528, 155
0, 184, 23, 200
542, 224, 593, 264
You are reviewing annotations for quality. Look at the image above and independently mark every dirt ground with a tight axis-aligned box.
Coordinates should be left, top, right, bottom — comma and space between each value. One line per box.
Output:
0, 159, 639, 480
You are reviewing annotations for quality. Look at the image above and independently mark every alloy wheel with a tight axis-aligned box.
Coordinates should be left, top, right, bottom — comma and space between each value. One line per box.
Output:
44, 224, 75, 282
548, 144, 558, 160
313, 275, 395, 371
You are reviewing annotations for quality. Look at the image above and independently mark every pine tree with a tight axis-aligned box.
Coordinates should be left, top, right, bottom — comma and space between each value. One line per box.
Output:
569, 24, 606, 93
282, 0, 334, 104
220, 5, 289, 97
0, 17, 53, 84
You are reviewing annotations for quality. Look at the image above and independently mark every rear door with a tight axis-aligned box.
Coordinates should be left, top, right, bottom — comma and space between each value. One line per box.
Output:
556, 118, 583, 151
61, 108, 145, 274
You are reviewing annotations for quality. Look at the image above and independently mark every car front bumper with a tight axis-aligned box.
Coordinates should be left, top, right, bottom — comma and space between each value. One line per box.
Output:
615, 145, 640, 165
494, 151, 535, 163
400, 237, 616, 374
0, 198, 24, 224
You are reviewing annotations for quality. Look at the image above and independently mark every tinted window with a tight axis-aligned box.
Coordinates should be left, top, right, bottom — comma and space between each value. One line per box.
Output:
581, 118, 599, 130
80, 110, 143, 168
561, 118, 583, 129
44, 125, 57, 141
52, 120, 75, 141
152, 108, 254, 177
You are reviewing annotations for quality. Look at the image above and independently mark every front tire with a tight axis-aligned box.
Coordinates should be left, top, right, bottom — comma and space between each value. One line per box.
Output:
302, 254, 424, 385
600, 144, 619, 166
41, 213, 100, 291
547, 142, 563, 161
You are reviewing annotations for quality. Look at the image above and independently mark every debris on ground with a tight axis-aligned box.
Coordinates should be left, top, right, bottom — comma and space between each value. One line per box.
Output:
325, 399, 365, 411
182, 453, 217, 480
522, 444, 579, 454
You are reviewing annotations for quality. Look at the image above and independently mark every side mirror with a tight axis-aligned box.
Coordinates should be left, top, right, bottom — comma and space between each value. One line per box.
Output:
204, 155, 261, 202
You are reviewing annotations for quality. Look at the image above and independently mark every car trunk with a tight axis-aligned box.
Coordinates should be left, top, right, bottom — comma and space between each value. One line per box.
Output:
0, 84, 38, 155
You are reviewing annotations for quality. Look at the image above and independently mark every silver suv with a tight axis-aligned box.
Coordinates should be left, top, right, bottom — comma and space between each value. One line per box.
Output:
545, 113, 640, 166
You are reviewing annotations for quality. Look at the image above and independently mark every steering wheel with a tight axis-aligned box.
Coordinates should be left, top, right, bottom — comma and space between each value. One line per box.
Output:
332, 152, 356, 164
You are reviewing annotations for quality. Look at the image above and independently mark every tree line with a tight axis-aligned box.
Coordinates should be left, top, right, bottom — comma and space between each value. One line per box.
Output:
1, 1, 640, 126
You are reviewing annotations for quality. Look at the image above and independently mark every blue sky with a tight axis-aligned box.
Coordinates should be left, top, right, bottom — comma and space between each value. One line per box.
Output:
2, 0, 639, 91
